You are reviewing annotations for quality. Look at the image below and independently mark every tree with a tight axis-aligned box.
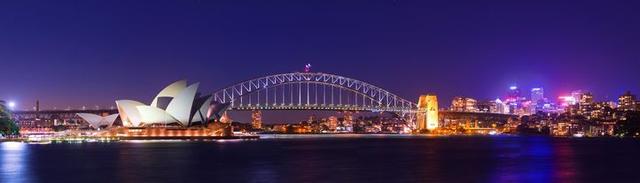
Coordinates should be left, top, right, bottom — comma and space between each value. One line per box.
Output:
0, 100, 20, 136
0, 100, 10, 118
615, 111, 640, 137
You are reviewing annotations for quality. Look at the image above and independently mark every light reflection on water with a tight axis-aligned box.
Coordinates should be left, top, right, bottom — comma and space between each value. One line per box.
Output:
1, 137, 639, 182
489, 137, 582, 183
1, 142, 34, 183
491, 137, 552, 182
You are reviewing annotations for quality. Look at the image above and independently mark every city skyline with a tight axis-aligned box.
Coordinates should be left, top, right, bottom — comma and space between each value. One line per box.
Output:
3, 2, 640, 183
4, 73, 637, 112
1, 1, 640, 110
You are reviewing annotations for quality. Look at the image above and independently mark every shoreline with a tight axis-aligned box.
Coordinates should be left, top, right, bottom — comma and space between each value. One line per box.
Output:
1, 134, 631, 143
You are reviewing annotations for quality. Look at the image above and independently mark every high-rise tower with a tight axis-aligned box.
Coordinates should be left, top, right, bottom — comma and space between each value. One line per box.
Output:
531, 88, 544, 103
251, 110, 262, 129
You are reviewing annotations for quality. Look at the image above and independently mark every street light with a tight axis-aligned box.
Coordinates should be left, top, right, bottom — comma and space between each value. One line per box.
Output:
7, 101, 16, 110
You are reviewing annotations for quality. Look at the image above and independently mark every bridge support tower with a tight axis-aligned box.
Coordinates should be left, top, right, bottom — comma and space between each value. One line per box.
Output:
417, 94, 438, 131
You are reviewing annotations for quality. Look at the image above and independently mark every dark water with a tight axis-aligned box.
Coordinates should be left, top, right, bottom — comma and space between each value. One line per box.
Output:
2, 136, 640, 183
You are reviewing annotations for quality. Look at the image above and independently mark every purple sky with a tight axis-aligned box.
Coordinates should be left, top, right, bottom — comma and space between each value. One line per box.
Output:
1, 0, 639, 111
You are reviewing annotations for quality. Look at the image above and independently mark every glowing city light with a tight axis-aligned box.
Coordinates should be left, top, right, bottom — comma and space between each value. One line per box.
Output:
7, 101, 16, 109
509, 86, 518, 90
559, 96, 576, 106
1, 141, 26, 151
304, 63, 312, 72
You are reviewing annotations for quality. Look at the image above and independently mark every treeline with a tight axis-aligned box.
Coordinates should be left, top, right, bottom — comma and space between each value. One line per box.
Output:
0, 101, 20, 136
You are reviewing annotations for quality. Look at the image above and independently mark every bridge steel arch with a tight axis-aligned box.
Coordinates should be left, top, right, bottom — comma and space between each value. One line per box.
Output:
212, 72, 418, 113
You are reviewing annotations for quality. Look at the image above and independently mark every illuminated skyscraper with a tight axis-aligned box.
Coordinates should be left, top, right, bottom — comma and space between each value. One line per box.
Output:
559, 96, 577, 106
571, 90, 584, 105
494, 98, 509, 114
577, 92, 595, 117
505, 86, 522, 115
507, 86, 521, 100
531, 88, 544, 103
530, 88, 545, 114
417, 94, 438, 131
251, 110, 262, 129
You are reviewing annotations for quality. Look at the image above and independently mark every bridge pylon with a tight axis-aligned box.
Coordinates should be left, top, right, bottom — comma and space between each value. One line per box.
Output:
416, 94, 438, 131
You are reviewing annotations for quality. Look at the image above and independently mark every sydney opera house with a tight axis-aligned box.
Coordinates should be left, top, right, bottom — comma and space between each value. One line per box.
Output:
116, 80, 212, 127
75, 80, 237, 138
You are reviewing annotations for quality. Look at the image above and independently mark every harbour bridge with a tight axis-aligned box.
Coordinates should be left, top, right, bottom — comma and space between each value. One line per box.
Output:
212, 72, 418, 114
210, 71, 517, 126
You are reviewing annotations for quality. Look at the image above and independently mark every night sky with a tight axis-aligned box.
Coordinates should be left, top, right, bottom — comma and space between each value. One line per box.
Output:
1, 0, 639, 111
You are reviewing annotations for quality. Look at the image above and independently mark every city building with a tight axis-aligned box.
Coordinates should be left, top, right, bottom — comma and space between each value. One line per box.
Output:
571, 90, 585, 105
450, 97, 478, 112
507, 86, 521, 100
494, 98, 509, 114
578, 92, 595, 117
116, 80, 212, 127
580, 92, 594, 105
618, 91, 637, 111
328, 116, 338, 131
531, 88, 544, 104
591, 102, 616, 120
251, 110, 262, 129
505, 86, 524, 115
477, 100, 495, 113
451, 97, 464, 111
341, 111, 354, 132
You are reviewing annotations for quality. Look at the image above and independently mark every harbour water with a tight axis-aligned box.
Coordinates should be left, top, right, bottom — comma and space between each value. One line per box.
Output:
2, 135, 639, 183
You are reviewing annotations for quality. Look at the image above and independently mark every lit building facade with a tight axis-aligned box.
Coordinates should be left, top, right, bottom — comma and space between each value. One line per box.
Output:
328, 116, 338, 131
251, 110, 262, 129
570, 90, 584, 105
580, 92, 594, 105
508, 86, 521, 100
494, 98, 509, 114
451, 97, 478, 112
559, 96, 577, 107
531, 88, 544, 104
618, 91, 637, 111
342, 111, 354, 132
505, 86, 524, 115
477, 100, 495, 113
578, 92, 595, 116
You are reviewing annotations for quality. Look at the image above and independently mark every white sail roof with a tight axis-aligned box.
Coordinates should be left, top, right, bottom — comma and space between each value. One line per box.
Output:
116, 81, 212, 127
136, 106, 178, 125
116, 100, 146, 127
165, 83, 199, 126
77, 113, 119, 129
150, 80, 187, 108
